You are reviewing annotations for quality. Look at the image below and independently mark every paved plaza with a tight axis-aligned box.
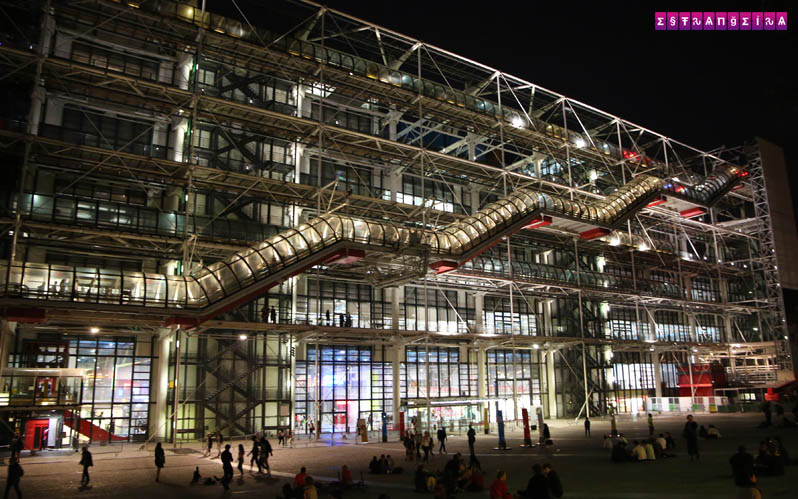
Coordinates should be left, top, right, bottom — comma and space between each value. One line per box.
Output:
1, 413, 795, 498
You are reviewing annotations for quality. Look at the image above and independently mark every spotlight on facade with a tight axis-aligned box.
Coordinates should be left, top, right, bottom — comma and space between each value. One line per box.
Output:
532, 344, 540, 349
574, 137, 587, 148
89, 327, 99, 334
511, 115, 525, 128
637, 242, 649, 252
239, 334, 248, 341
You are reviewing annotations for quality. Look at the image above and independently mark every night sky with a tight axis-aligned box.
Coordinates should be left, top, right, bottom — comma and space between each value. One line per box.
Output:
229, 0, 798, 212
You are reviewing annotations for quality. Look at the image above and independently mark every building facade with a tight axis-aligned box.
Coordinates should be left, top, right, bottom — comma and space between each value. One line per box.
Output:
0, 0, 794, 446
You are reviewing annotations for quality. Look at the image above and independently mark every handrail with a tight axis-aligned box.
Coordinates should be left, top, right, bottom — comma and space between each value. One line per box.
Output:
0, 164, 743, 324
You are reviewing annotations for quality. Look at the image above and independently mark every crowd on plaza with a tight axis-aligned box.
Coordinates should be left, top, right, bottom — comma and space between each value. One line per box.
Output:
3, 403, 798, 498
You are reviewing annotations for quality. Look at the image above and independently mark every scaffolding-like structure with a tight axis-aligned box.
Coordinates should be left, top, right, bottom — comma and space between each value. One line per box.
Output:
0, 0, 793, 441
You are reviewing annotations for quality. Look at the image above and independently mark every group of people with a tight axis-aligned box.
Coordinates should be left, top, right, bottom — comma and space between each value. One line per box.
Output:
760, 400, 798, 428
487, 463, 563, 499
608, 432, 677, 462
414, 452, 484, 497
403, 427, 448, 463
730, 436, 793, 499
246, 435, 274, 476
368, 454, 397, 474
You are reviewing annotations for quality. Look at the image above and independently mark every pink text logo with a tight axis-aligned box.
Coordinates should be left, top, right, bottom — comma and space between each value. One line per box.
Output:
655, 12, 787, 31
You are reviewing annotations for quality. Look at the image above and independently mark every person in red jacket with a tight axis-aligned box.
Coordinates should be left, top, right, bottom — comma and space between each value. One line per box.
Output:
490, 470, 513, 499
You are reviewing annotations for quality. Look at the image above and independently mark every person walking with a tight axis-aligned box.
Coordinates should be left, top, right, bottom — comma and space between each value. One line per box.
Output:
154, 442, 165, 482
584, 417, 591, 437
216, 431, 224, 458
308, 422, 315, 439
259, 436, 273, 477
467, 423, 476, 455
421, 431, 432, 463
762, 401, 772, 426
204, 433, 212, 457
269, 307, 277, 324
437, 426, 447, 454
278, 429, 285, 446
237, 444, 245, 477
220, 444, 233, 490
79, 446, 93, 485
647, 413, 655, 436
683, 414, 700, 462
325, 309, 331, 326
4, 457, 23, 499
248, 436, 261, 472
9, 433, 22, 461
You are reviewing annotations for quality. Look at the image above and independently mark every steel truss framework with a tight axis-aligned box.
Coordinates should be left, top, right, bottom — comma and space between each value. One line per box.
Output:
0, 0, 792, 438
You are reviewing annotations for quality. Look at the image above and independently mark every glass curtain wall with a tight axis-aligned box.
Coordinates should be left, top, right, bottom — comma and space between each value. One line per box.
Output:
7, 334, 153, 443
295, 345, 392, 434
486, 349, 544, 421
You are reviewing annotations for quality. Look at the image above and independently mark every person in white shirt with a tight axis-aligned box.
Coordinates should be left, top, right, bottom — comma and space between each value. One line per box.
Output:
656, 433, 667, 450
632, 441, 647, 461
644, 440, 656, 461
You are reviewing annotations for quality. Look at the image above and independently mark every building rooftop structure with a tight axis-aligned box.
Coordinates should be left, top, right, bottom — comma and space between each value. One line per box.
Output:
0, 0, 793, 444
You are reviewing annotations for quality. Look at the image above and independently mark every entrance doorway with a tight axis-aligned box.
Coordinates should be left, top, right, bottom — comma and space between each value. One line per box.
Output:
24, 419, 49, 450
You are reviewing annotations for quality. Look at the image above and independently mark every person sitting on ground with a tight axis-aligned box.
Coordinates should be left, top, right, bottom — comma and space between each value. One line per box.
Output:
735, 474, 762, 499
730, 445, 755, 487
618, 433, 628, 445
442, 453, 461, 492
651, 436, 664, 459
467, 463, 485, 492
755, 440, 784, 476
340, 465, 353, 486
602, 434, 613, 450
414, 465, 434, 492
664, 432, 676, 450
457, 461, 472, 490
489, 470, 512, 499
543, 463, 562, 499
656, 433, 667, 450
303, 476, 318, 499
611, 440, 631, 463
369, 456, 380, 474
191, 466, 201, 484
386, 454, 395, 473
644, 439, 656, 461
519, 463, 548, 499
378, 454, 388, 474
294, 466, 308, 488
632, 440, 647, 462
433, 480, 449, 499
699, 425, 709, 439
706, 425, 721, 439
